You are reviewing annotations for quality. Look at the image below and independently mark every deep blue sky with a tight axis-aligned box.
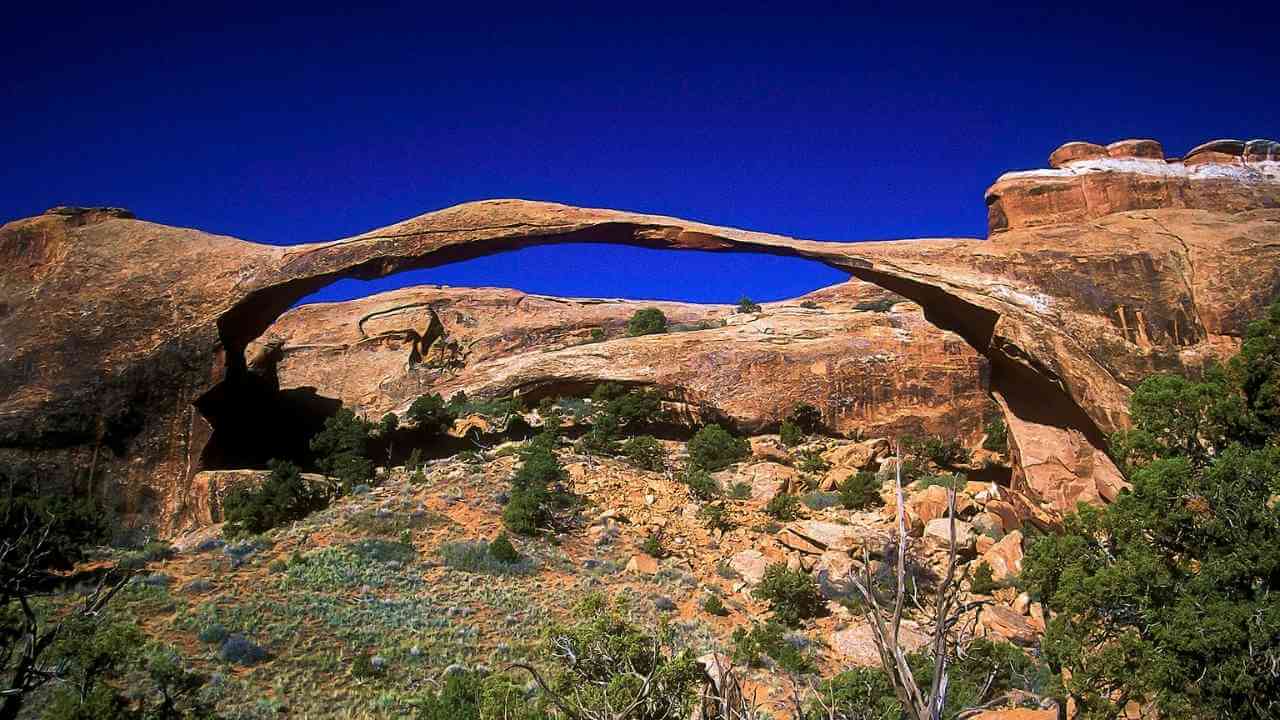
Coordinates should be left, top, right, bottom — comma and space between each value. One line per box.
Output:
4, 2, 1276, 304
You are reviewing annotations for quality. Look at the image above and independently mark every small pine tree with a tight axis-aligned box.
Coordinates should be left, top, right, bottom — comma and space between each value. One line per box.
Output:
488, 532, 520, 564
838, 471, 884, 510
765, 493, 801, 521
687, 424, 750, 471
753, 563, 826, 627
737, 296, 762, 313
620, 435, 666, 471
626, 307, 668, 336
702, 594, 728, 616
779, 419, 804, 447
969, 561, 999, 595
407, 393, 457, 434
683, 467, 720, 500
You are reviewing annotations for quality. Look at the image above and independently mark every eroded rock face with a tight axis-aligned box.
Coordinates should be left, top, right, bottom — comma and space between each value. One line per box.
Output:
2, 138, 1278, 533
987, 137, 1280, 233
250, 281, 991, 440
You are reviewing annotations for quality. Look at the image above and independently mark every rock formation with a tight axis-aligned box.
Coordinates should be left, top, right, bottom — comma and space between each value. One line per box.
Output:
2, 138, 1277, 531
251, 281, 992, 441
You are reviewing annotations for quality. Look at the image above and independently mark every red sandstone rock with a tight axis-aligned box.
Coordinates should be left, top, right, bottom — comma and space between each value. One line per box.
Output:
981, 530, 1025, 581
981, 604, 1040, 645
1049, 141, 1108, 168
831, 622, 928, 665
1106, 139, 1164, 159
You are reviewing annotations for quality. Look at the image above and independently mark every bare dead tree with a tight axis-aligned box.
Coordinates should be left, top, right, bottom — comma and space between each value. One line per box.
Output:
847, 441, 971, 720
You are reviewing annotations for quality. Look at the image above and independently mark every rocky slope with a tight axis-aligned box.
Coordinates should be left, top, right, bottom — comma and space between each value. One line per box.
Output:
2, 137, 1277, 531
105, 431, 1050, 719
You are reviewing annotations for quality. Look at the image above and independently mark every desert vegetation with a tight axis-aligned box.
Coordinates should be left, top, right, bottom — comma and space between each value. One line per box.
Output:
4, 298, 1277, 719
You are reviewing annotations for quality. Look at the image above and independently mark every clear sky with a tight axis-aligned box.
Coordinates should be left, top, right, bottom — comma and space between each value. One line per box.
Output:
4, 1, 1276, 304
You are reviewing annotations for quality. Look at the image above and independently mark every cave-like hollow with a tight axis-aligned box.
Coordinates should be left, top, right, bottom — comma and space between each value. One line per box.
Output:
192, 226, 1109, 479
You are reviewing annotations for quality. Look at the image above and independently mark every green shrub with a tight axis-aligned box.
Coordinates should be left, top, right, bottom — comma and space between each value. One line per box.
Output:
682, 467, 719, 500
406, 447, 423, 471
702, 594, 728, 616
787, 403, 823, 434
698, 504, 732, 532
752, 562, 825, 627
969, 561, 999, 595
626, 307, 668, 336
417, 670, 545, 720
904, 434, 971, 468
853, 297, 897, 313
589, 327, 607, 343
348, 538, 416, 563
223, 459, 329, 538
1019, 300, 1280, 720
621, 435, 666, 471
839, 471, 884, 510
779, 419, 803, 447
639, 534, 665, 558
0, 467, 113, 575
728, 481, 752, 500
378, 412, 399, 436
488, 532, 520, 564
407, 393, 457, 433
505, 431, 571, 537
813, 638, 1048, 720
799, 300, 820, 310
502, 486, 548, 536
765, 493, 801, 521
801, 491, 842, 510
687, 424, 749, 471
539, 596, 704, 719
730, 620, 815, 674
795, 447, 830, 474
737, 296, 762, 313
575, 424, 619, 457
513, 443, 565, 492
310, 408, 375, 488
592, 383, 664, 425
917, 472, 962, 490
982, 416, 1008, 453
440, 540, 536, 575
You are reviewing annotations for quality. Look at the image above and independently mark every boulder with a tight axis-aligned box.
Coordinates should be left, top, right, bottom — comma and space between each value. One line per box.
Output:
749, 436, 791, 464
1106, 139, 1164, 159
968, 711, 1057, 720
907, 484, 974, 525
625, 553, 659, 575
983, 499, 1023, 532
981, 604, 1039, 645
779, 520, 864, 555
981, 530, 1024, 581
831, 622, 928, 666
1049, 141, 1108, 167
923, 518, 976, 551
729, 550, 768, 584
822, 438, 889, 471
813, 550, 857, 600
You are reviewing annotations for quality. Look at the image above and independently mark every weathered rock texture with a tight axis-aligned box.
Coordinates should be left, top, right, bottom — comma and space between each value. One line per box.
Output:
250, 281, 991, 440
2, 138, 1278, 531
988, 137, 1280, 232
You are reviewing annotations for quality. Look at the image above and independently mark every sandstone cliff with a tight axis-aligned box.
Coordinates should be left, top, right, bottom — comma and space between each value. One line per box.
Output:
2, 138, 1276, 531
